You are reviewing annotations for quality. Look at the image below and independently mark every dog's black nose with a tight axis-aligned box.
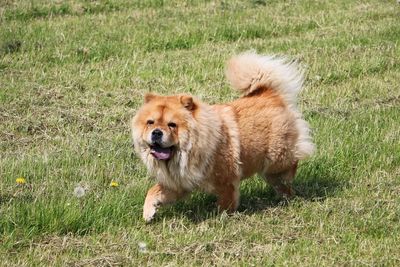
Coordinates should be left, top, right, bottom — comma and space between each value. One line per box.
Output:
151, 129, 163, 141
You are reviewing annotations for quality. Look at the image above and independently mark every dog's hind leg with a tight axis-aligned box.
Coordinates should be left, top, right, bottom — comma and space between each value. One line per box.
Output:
143, 183, 186, 223
263, 161, 298, 198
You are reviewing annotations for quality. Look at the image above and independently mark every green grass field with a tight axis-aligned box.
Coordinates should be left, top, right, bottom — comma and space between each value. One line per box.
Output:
1, 0, 399, 266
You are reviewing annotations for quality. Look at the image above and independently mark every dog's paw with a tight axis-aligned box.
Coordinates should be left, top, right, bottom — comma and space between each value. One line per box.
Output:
143, 204, 157, 223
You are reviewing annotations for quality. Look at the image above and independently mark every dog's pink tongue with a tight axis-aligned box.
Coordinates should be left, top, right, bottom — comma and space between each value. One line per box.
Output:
151, 147, 171, 160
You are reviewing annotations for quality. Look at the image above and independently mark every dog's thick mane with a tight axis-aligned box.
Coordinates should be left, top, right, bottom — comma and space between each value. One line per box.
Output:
136, 102, 223, 192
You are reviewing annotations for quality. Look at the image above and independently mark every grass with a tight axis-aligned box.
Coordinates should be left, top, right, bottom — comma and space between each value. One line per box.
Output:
0, 0, 399, 266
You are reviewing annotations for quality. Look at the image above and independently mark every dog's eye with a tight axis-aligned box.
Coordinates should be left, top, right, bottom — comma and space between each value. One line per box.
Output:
147, 120, 154, 125
168, 122, 177, 128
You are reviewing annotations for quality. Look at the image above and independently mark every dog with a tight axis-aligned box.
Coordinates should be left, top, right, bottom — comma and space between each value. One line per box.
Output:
131, 52, 315, 222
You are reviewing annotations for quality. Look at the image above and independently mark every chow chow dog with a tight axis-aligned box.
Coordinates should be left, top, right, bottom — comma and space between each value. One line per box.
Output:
131, 52, 315, 222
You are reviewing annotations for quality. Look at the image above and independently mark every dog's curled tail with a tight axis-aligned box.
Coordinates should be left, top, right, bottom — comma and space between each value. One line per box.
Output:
226, 51, 304, 109
226, 51, 315, 159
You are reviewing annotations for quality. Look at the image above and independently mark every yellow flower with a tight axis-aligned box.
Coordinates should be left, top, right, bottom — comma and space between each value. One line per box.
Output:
16, 177, 26, 184
110, 181, 119, 187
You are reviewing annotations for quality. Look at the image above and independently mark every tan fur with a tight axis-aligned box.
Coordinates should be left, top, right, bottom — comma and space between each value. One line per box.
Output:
131, 52, 315, 222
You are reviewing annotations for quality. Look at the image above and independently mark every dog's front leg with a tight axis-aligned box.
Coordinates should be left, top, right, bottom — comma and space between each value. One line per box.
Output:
216, 181, 240, 213
143, 183, 184, 223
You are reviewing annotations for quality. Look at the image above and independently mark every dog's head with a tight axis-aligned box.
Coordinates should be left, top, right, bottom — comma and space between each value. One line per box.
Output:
131, 93, 196, 161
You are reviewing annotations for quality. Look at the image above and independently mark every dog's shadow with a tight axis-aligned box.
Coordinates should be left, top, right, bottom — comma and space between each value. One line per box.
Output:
160, 157, 345, 223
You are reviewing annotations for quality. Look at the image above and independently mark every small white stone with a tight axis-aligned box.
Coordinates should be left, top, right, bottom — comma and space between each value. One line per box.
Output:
73, 186, 85, 198
138, 241, 147, 253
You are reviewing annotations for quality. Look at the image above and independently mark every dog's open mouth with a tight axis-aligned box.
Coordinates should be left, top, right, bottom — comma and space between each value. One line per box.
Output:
150, 144, 173, 160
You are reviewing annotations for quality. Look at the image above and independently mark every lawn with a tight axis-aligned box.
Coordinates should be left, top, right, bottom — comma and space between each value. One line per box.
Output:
1, 0, 399, 266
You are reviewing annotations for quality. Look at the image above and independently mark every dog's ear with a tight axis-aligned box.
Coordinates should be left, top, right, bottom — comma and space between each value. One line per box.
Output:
144, 93, 158, 103
180, 95, 195, 110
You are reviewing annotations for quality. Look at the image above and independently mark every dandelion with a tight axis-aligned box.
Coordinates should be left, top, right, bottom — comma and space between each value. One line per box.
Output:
138, 241, 147, 253
110, 181, 119, 187
16, 177, 26, 184
73, 185, 86, 198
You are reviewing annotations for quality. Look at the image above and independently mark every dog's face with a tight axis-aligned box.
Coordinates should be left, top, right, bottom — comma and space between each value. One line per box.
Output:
132, 93, 195, 161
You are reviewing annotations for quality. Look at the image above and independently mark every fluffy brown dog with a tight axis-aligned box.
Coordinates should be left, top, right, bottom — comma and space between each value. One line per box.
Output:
131, 52, 315, 222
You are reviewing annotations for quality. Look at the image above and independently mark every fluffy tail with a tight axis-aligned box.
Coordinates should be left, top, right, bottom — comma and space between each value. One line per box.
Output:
226, 51, 315, 159
226, 51, 304, 108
